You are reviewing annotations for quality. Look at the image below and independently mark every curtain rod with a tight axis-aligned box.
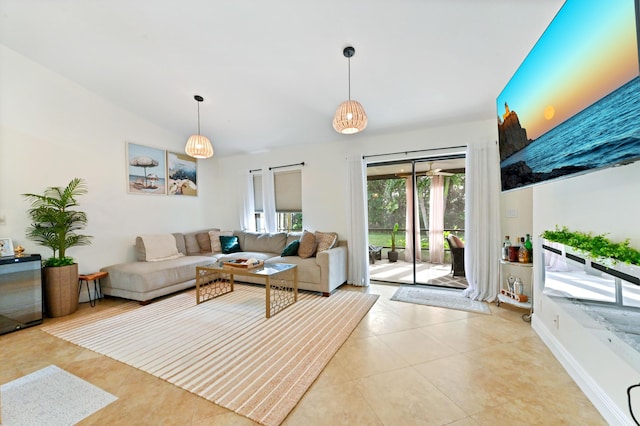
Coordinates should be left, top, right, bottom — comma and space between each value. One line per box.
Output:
363, 145, 466, 160
269, 161, 305, 171
249, 168, 262, 173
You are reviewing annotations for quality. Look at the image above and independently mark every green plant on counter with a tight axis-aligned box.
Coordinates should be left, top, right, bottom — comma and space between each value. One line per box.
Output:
541, 226, 640, 266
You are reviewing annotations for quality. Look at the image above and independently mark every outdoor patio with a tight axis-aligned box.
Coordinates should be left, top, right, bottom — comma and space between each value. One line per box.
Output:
369, 258, 468, 289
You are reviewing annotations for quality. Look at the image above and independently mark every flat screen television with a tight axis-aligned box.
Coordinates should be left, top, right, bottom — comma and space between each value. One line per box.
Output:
498, 0, 640, 191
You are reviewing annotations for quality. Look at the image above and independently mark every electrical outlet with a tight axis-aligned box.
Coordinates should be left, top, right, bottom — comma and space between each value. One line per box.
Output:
553, 314, 560, 330
506, 208, 518, 218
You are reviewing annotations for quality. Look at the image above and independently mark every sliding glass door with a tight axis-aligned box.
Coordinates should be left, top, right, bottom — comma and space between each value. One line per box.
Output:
367, 155, 466, 288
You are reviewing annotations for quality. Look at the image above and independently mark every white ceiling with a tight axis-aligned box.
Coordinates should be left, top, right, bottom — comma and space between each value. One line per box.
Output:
0, 0, 564, 157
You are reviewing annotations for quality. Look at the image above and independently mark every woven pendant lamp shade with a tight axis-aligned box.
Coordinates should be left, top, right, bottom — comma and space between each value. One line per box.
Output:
333, 46, 367, 135
185, 134, 214, 158
333, 100, 368, 134
185, 95, 214, 159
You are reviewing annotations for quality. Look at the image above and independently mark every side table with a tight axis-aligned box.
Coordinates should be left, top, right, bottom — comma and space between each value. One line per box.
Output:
78, 271, 108, 307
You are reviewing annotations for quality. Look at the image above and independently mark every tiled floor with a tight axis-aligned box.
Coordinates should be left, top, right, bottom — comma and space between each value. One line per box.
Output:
0, 283, 605, 425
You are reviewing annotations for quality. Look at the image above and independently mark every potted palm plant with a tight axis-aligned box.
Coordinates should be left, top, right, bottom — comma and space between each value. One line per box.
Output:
23, 178, 92, 317
388, 223, 399, 263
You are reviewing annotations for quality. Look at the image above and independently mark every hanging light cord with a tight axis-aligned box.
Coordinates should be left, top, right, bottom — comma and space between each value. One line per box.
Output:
196, 101, 201, 135
347, 56, 352, 101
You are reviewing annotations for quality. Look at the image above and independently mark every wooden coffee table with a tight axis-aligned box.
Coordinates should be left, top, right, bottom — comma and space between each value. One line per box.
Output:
195, 262, 298, 318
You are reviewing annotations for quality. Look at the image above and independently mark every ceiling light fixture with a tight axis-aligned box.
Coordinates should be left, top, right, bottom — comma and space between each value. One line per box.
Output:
185, 95, 214, 159
333, 46, 367, 134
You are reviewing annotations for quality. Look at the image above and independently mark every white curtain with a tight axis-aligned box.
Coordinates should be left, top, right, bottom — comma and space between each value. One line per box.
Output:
346, 156, 369, 286
429, 175, 444, 264
241, 172, 256, 231
404, 177, 421, 262
463, 140, 501, 301
262, 169, 277, 233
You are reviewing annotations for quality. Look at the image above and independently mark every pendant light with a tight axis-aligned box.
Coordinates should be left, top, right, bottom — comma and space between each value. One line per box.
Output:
185, 95, 214, 158
333, 46, 368, 134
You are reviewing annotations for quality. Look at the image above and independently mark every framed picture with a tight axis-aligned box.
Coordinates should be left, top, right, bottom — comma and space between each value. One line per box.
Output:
0, 237, 14, 257
167, 151, 198, 196
127, 142, 167, 195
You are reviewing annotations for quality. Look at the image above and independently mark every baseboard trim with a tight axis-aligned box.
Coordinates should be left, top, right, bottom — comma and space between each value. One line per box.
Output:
532, 316, 634, 425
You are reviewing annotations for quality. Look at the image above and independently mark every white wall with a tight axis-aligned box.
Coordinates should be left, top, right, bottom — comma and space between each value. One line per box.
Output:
531, 162, 640, 424
500, 187, 533, 244
210, 121, 497, 238
0, 44, 218, 273
1, 43, 498, 276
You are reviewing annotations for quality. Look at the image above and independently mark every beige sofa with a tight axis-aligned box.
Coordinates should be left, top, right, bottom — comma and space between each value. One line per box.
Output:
100, 229, 348, 303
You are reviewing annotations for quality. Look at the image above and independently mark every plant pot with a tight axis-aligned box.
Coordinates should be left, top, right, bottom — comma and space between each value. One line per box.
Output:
388, 251, 399, 263
44, 263, 79, 318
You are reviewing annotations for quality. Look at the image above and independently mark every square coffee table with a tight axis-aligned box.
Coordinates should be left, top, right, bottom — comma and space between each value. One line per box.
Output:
195, 261, 298, 318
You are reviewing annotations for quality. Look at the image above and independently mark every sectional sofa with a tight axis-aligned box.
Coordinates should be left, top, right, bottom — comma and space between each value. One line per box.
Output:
100, 229, 348, 303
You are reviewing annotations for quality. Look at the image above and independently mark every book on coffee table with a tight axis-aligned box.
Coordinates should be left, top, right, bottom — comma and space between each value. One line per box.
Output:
222, 259, 264, 269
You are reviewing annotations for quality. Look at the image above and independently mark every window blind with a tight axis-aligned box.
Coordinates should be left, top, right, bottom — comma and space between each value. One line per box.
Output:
253, 174, 263, 212
274, 170, 302, 212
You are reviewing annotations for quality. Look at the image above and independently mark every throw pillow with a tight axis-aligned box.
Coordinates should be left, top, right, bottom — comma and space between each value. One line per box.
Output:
196, 232, 211, 253
315, 231, 338, 253
297, 230, 316, 259
451, 235, 464, 248
281, 240, 300, 257
220, 235, 241, 254
209, 230, 232, 252
139, 234, 183, 262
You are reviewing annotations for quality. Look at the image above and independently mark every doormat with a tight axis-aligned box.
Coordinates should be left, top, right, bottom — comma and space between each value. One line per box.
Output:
391, 286, 491, 314
1, 365, 117, 425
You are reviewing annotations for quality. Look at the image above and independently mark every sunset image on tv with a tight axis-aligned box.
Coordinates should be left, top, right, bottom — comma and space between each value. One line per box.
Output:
497, 0, 640, 191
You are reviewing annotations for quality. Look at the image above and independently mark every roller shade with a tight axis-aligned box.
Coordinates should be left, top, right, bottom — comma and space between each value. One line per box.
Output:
274, 169, 302, 212
253, 174, 263, 212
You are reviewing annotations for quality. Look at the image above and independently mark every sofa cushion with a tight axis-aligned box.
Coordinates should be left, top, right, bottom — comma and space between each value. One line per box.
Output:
239, 231, 288, 254
298, 230, 316, 259
449, 235, 464, 248
281, 240, 300, 256
266, 255, 321, 286
209, 230, 232, 253
315, 231, 338, 253
173, 233, 187, 256
220, 235, 241, 254
137, 234, 183, 262
103, 255, 213, 295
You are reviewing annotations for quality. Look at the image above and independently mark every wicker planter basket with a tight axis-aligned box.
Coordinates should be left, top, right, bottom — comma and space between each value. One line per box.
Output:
44, 263, 79, 318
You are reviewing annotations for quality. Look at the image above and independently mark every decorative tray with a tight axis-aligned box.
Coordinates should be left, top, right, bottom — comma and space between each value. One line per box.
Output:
222, 259, 264, 269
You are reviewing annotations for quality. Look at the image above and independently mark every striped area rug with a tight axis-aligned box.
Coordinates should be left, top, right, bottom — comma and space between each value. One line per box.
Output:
42, 285, 378, 426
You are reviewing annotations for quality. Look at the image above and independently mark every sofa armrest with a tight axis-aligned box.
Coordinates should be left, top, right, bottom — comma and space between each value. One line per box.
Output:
315, 245, 348, 291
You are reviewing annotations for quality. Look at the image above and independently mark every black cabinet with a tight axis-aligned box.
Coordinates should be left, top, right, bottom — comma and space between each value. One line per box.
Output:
0, 254, 43, 335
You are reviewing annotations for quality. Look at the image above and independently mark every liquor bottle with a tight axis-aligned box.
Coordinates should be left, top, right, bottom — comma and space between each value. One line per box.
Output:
518, 237, 530, 263
502, 235, 511, 261
509, 237, 520, 262
524, 234, 533, 262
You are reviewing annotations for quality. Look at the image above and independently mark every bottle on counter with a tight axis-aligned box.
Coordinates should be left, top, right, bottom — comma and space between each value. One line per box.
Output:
502, 235, 511, 261
508, 240, 520, 262
518, 237, 530, 263
514, 277, 524, 295
524, 234, 533, 261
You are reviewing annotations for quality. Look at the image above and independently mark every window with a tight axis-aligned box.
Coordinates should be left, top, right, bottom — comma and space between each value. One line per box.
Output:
253, 169, 302, 232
